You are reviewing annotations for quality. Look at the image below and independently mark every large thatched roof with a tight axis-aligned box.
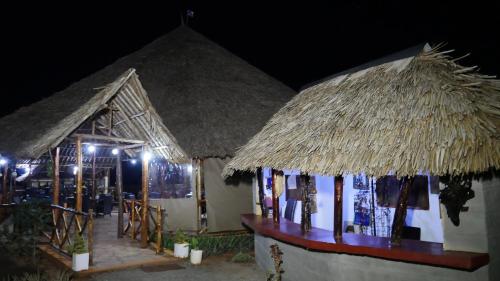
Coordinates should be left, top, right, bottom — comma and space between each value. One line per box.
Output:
0, 26, 295, 160
0, 68, 187, 163
224, 46, 500, 177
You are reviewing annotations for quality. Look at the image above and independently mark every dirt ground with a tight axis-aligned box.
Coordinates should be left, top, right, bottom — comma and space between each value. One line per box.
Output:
78, 254, 266, 281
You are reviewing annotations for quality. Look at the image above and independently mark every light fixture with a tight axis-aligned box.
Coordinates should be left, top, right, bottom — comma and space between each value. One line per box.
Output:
24, 167, 31, 175
143, 151, 152, 161
112, 148, 119, 155
87, 144, 96, 153
0, 158, 7, 166
187, 164, 193, 173
131, 159, 137, 165
73, 166, 78, 175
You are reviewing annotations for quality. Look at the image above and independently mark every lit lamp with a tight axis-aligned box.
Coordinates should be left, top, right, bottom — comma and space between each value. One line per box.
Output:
130, 159, 137, 165
143, 151, 152, 162
73, 166, 78, 175
0, 158, 7, 166
112, 148, 119, 155
87, 144, 96, 153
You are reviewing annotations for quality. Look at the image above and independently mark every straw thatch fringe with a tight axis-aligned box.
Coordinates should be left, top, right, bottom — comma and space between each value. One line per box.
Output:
223, 47, 500, 178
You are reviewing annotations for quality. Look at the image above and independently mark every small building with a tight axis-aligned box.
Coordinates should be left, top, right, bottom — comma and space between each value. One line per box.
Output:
0, 26, 296, 233
224, 44, 500, 281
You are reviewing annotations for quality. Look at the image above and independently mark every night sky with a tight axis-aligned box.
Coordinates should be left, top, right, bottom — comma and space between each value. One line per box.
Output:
3, 1, 500, 118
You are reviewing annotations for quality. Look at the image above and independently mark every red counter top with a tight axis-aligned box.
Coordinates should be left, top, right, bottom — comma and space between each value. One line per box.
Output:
242, 214, 489, 271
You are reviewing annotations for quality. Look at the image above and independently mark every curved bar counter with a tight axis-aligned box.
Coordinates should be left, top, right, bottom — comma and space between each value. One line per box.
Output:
242, 214, 488, 271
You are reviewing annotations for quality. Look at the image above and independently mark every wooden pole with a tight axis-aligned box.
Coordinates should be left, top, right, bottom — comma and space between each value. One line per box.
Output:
76, 136, 83, 212
195, 158, 204, 231
92, 150, 96, 205
88, 208, 94, 266
301, 174, 312, 232
156, 205, 162, 254
271, 169, 280, 223
256, 167, 267, 217
9, 165, 15, 203
391, 176, 413, 245
116, 151, 124, 238
140, 146, 149, 248
334, 176, 343, 240
52, 147, 60, 206
131, 200, 136, 240
2, 165, 7, 204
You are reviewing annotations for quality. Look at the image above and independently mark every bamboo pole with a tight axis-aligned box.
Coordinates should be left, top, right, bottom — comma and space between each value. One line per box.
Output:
52, 147, 60, 206
256, 167, 267, 217
88, 208, 94, 266
271, 169, 280, 223
116, 151, 123, 238
156, 205, 162, 254
131, 200, 136, 240
334, 176, 343, 240
140, 146, 149, 248
301, 174, 312, 232
391, 176, 413, 245
76, 136, 83, 213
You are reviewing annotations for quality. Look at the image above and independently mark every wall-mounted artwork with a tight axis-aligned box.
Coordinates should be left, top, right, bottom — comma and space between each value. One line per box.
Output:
375, 175, 430, 210
285, 175, 316, 201
353, 175, 369, 190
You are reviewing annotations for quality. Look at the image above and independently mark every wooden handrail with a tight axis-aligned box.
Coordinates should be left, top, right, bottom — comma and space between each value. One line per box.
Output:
123, 199, 164, 254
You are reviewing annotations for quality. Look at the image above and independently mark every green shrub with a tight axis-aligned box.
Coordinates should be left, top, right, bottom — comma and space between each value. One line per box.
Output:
173, 229, 189, 244
68, 233, 87, 255
190, 237, 199, 250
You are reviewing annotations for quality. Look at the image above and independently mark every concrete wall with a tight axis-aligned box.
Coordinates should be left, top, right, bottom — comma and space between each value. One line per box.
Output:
150, 198, 198, 231
442, 175, 500, 281
255, 234, 489, 281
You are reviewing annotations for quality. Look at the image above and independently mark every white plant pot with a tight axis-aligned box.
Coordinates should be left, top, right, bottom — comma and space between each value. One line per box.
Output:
72, 253, 89, 272
190, 249, 203, 265
174, 243, 190, 258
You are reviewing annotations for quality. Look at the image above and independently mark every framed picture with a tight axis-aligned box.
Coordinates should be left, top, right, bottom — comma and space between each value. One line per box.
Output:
285, 175, 315, 201
375, 175, 430, 210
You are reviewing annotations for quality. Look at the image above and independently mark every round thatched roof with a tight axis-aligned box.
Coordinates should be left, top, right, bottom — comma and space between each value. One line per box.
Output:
224, 47, 500, 177
0, 26, 296, 160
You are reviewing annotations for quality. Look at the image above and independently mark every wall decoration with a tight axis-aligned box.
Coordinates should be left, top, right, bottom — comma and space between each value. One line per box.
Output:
375, 175, 430, 210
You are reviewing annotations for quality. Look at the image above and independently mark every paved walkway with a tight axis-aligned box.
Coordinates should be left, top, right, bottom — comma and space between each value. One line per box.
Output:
91, 211, 174, 270
81, 254, 266, 281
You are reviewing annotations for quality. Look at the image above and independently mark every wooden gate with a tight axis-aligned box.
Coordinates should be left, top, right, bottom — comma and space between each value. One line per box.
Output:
123, 199, 164, 254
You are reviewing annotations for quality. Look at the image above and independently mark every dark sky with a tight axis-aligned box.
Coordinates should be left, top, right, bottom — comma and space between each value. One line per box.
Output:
3, 1, 499, 118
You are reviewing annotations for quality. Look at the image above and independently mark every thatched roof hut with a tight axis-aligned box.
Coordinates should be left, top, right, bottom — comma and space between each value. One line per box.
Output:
0, 26, 295, 161
223, 45, 500, 177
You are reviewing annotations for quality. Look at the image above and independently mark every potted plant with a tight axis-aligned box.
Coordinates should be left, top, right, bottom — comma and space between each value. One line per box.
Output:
190, 237, 203, 265
173, 229, 190, 258
70, 233, 89, 271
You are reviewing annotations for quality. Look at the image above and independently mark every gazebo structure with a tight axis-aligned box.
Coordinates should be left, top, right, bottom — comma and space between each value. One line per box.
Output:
224, 44, 500, 281
0, 25, 296, 234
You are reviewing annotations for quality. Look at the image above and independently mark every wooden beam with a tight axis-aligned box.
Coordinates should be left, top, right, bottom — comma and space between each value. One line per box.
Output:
271, 169, 280, 224
91, 150, 96, 205
108, 106, 114, 136
72, 134, 145, 144
334, 176, 343, 240
116, 151, 124, 238
391, 176, 413, 246
195, 158, 205, 231
76, 136, 83, 213
52, 147, 60, 206
140, 146, 149, 248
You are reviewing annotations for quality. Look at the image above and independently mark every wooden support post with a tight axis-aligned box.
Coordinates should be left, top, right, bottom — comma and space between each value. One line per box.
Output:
391, 176, 413, 246
9, 166, 15, 203
131, 200, 136, 239
140, 147, 149, 248
92, 150, 96, 205
116, 151, 124, 238
271, 169, 280, 224
334, 176, 343, 240
195, 158, 204, 231
88, 209, 94, 266
76, 136, 83, 213
301, 174, 312, 232
2, 165, 7, 204
52, 148, 60, 206
156, 205, 162, 254
256, 167, 267, 218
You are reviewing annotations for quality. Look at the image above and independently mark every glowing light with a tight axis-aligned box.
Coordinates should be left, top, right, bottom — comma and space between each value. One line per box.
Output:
143, 151, 152, 161
131, 159, 137, 165
73, 166, 78, 175
187, 164, 193, 173
87, 144, 96, 153
0, 158, 6, 166
24, 167, 31, 175
112, 148, 119, 155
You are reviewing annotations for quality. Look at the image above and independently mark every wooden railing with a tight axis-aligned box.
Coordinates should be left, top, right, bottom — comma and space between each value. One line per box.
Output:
44, 205, 94, 264
123, 199, 165, 254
